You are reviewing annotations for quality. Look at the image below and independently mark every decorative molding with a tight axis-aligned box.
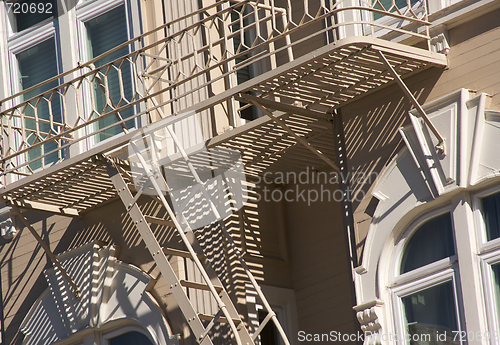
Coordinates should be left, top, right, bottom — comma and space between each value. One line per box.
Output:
430, 32, 450, 55
355, 88, 500, 341
20, 241, 176, 345
354, 300, 384, 345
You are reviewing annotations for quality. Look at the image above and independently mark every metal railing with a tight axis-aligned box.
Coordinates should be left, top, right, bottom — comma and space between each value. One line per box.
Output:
0, 0, 431, 184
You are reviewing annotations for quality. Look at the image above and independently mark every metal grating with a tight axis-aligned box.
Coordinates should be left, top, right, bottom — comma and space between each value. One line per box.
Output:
0, 38, 447, 214
209, 112, 335, 177
3, 157, 131, 215
230, 38, 447, 114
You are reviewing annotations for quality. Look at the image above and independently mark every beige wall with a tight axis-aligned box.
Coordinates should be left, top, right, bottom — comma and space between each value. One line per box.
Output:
282, 181, 358, 342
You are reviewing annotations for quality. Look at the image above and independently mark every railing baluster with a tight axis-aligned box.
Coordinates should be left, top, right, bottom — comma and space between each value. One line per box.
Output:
0, 0, 432, 179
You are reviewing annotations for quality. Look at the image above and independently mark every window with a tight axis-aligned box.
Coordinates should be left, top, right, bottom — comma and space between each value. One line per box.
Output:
246, 285, 298, 345
62, 326, 157, 345
400, 213, 455, 274
5, 0, 56, 34
229, 4, 270, 122
392, 212, 461, 345
5, 0, 62, 170
83, 3, 135, 142
491, 263, 500, 327
11, 0, 56, 33
108, 330, 155, 345
372, 0, 420, 20
477, 189, 500, 335
17, 37, 61, 169
481, 191, 500, 241
401, 281, 459, 343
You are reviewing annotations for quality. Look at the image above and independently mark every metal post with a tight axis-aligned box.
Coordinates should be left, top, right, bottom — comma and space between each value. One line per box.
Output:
332, 109, 357, 268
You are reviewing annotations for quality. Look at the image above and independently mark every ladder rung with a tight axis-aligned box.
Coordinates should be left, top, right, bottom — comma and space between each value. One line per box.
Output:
198, 313, 241, 325
180, 279, 223, 293
145, 215, 175, 227
162, 247, 205, 261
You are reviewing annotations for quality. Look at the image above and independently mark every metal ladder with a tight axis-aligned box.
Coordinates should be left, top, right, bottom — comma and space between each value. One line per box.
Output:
106, 120, 291, 345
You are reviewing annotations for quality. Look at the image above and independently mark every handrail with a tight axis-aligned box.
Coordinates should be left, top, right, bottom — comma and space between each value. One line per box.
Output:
0, 0, 433, 183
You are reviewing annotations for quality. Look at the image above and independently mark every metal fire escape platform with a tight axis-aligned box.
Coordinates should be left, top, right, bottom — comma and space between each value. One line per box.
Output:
0, 36, 446, 214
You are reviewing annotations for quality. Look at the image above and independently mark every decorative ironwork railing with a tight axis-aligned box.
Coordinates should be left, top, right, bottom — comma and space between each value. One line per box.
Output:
0, 0, 431, 184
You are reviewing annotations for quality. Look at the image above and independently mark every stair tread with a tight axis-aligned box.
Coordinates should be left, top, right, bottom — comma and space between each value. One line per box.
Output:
162, 247, 205, 261
180, 279, 223, 292
145, 215, 175, 227
198, 313, 241, 324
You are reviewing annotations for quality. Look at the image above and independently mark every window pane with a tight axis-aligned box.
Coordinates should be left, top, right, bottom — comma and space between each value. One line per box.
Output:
482, 192, 500, 241
402, 281, 459, 345
86, 5, 134, 142
108, 331, 154, 345
373, 0, 419, 20
491, 263, 500, 328
17, 37, 61, 170
400, 213, 455, 274
14, 0, 56, 32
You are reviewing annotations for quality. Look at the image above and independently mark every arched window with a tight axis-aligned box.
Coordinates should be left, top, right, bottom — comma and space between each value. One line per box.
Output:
392, 212, 461, 345
400, 213, 455, 274
107, 330, 155, 345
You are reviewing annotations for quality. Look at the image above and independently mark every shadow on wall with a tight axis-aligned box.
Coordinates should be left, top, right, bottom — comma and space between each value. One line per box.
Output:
1, 212, 79, 345
1, 189, 273, 344
343, 67, 444, 263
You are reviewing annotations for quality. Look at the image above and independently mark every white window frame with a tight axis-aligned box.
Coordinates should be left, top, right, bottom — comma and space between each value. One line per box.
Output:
479, 251, 500, 345
359, 0, 426, 38
5, 10, 62, 173
75, 0, 139, 149
473, 185, 500, 252
391, 266, 463, 345
7, 22, 60, 96
390, 207, 464, 345
475, 185, 500, 345
391, 207, 456, 283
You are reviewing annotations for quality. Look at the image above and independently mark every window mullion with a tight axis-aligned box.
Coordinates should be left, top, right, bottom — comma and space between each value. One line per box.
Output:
452, 193, 489, 337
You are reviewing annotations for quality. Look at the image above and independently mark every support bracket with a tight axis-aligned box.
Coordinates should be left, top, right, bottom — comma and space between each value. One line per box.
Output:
248, 99, 341, 172
377, 50, 446, 156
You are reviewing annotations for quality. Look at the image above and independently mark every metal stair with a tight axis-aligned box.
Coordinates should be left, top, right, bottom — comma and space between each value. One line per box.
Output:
105, 123, 291, 344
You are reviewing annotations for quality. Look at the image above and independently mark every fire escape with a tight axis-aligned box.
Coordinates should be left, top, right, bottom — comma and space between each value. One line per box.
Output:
0, 0, 447, 344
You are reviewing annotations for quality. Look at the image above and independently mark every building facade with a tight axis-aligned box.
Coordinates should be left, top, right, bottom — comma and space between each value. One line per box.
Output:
0, 0, 498, 344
